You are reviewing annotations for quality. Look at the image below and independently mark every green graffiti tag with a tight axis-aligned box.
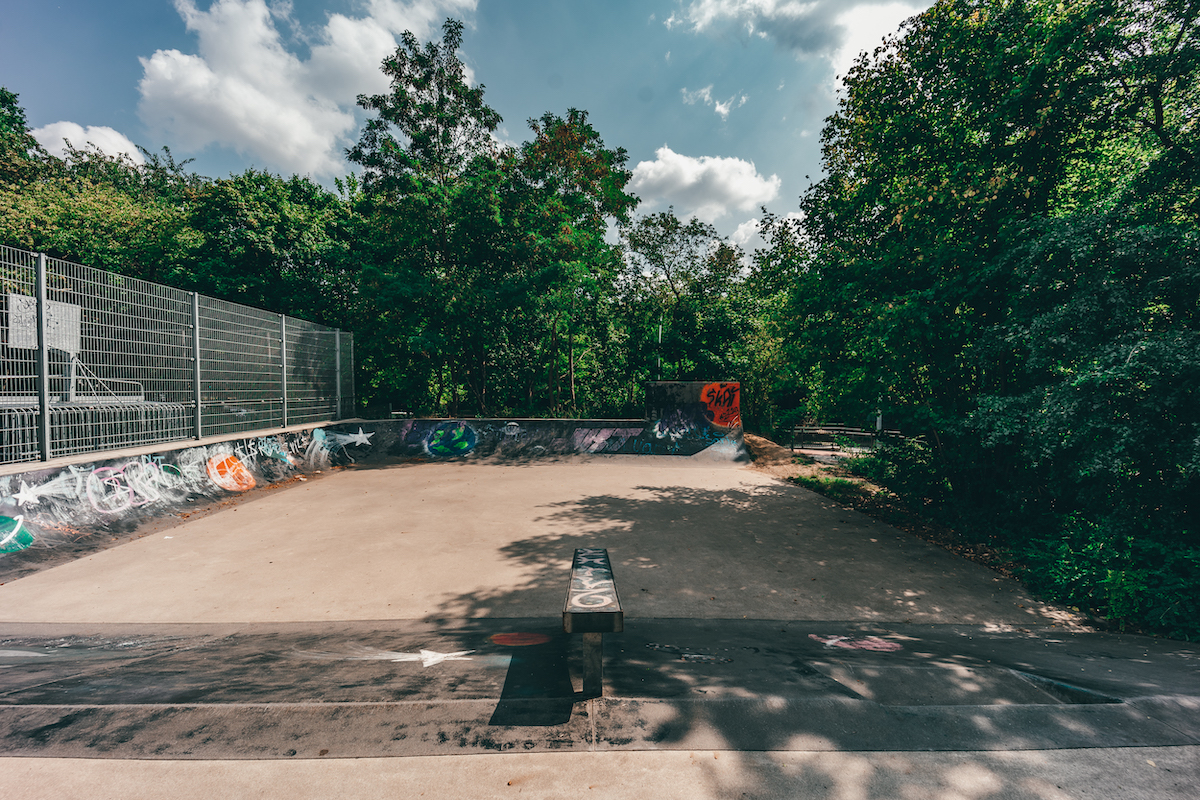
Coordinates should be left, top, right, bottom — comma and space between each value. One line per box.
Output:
425, 423, 477, 458
0, 515, 33, 555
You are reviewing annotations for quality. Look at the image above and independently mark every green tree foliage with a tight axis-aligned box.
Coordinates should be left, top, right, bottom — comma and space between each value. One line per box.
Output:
620, 211, 745, 384
505, 110, 637, 415
347, 18, 507, 413
767, 0, 1200, 637
0, 88, 51, 186
347, 21, 644, 416
184, 170, 357, 325
0, 138, 196, 282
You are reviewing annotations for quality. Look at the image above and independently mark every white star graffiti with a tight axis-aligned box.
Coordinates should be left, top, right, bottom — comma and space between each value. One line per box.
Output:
12, 482, 40, 507
345, 427, 374, 447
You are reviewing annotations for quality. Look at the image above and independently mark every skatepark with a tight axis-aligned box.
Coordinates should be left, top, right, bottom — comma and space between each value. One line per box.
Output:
1, 445, 1197, 799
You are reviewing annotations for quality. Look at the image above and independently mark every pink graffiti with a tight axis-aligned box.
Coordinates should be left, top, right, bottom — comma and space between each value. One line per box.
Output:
86, 462, 170, 514
809, 634, 903, 652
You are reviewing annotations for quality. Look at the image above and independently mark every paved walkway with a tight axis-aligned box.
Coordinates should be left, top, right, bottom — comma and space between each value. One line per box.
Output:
0, 458, 1197, 798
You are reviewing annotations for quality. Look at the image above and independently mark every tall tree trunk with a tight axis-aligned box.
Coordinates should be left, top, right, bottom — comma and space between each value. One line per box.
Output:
549, 313, 560, 412
568, 318, 576, 412
434, 359, 446, 415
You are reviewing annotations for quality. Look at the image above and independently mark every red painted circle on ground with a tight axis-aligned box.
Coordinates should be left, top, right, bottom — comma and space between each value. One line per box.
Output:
489, 632, 551, 646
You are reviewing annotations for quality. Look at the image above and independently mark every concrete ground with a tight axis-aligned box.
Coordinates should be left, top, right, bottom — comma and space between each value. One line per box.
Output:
0, 456, 1197, 798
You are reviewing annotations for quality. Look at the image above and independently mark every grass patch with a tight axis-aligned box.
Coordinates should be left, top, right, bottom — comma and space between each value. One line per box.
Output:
788, 475, 868, 503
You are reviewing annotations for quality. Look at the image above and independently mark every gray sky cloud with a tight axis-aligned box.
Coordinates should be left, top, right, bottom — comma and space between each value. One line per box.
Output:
674, 0, 930, 80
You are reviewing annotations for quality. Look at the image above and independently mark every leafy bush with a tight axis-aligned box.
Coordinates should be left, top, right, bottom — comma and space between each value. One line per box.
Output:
1016, 515, 1200, 640
844, 438, 951, 506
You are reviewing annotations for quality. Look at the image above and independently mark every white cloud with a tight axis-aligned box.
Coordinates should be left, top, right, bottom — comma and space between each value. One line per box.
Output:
681, 85, 748, 120
682, 85, 714, 105
137, 0, 475, 178
713, 94, 747, 119
630, 146, 780, 222
830, 3, 919, 79
673, 0, 931, 83
730, 217, 760, 247
31, 122, 145, 164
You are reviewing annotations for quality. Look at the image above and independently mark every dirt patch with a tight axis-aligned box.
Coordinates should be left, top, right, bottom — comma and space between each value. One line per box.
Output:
743, 433, 850, 482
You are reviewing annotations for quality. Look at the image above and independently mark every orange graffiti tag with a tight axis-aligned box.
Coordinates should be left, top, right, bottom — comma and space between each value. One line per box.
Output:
207, 455, 256, 492
701, 382, 741, 428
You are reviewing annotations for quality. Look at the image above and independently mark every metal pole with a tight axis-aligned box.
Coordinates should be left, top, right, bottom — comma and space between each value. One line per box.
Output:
582, 632, 603, 698
192, 293, 203, 439
280, 315, 288, 427
35, 253, 51, 461
657, 318, 662, 381
334, 330, 342, 420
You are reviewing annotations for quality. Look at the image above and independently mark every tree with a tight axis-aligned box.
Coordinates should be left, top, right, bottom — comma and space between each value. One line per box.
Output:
348, 17, 507, 414
778, 0, 1196, 439
348, 18, 502, 194
771, 0, 1200, 637
0, 87, 51, 186
508, 110, 637, 413
620, 211, 745, 384
184, 169, 357, 326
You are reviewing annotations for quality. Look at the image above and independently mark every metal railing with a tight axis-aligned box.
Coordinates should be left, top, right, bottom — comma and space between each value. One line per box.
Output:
1, 245, 354, 465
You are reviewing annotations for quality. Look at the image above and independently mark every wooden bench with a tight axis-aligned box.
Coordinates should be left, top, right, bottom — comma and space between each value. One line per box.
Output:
563, 548, 623, 698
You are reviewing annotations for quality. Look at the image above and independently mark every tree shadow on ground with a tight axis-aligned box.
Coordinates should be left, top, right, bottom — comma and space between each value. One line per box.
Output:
420, 480, 1166, 799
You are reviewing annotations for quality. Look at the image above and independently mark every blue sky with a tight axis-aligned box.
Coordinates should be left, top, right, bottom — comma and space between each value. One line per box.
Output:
2, 0, 933, 242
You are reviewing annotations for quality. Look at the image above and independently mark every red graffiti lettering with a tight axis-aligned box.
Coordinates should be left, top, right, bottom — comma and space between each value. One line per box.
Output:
701, 383, 741, 427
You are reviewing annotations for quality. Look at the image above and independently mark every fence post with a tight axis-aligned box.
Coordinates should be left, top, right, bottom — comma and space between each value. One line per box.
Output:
335, 330, 342, 420
35, 253, 51, 461
280, 314, 288, 427
192, 293, 203, 439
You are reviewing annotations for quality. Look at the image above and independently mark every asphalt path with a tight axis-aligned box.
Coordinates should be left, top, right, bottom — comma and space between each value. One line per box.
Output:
0, 456, 1197, 799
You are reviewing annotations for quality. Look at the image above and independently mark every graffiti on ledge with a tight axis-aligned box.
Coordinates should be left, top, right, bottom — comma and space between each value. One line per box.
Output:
0, 427, 375, 558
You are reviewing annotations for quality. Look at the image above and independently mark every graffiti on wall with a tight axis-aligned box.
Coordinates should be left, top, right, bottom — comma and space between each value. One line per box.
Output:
0, 426, 376, 558
0, 515, 31, 554
424, 422, 478, 458
325, 417, 743, 463
701, 383, 741, 428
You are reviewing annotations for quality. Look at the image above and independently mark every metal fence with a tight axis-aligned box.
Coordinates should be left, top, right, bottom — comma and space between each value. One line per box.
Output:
1, 245, 354, 465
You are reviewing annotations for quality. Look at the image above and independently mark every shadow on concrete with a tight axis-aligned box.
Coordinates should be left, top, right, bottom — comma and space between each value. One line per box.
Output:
488, 634, 576, 726
412, 480, 1200, 797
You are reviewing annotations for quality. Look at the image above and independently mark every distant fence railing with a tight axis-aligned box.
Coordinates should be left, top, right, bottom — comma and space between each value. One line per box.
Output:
789, 423, 904, 452
1, 245, 354, 465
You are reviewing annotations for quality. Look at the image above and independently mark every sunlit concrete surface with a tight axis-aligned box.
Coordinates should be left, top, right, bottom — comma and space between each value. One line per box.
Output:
3, 746, 1198, 800
0, 458, 1066, 626
0, 456, 1196, 799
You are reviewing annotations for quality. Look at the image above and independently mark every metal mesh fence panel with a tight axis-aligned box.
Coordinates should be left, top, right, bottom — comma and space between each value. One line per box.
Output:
44, 255, 194, 457
0, 246, 39, 463
285, 318, 338, 424
339, 333, 355, 418
1, 246, 352, 464
198, 296, 283, 437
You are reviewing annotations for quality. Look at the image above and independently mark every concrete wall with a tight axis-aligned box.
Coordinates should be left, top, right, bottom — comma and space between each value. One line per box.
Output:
0, 428, 364, 558
323, 381, 744, 463
0, 382, 744, 558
